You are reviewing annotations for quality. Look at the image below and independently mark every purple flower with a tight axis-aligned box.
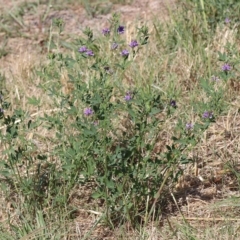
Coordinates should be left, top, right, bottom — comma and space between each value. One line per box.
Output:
85, 49, 94, 56
117, 25, 125, 34
111, 42, 118, 50
222, 63, 231, 72
121, 49, 129, 57
93, 120, 99, 126
124, 92, 132, 101
84, 107, 94, 116
79, 46, 94, 56
225, 18, 231, 23
211, 75, 220, 81
202, 111, 213, 119
186, 123, 194, 130
79, 46, 87, 53
0, 108, 3, 113
129, 40, 138, 48
102, 28, 110, 35
170, 100, 176, 108
103, 66, 113, 74
104, 66, 110, 71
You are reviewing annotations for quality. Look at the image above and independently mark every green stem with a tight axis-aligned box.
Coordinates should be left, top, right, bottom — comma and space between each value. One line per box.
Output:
200, 0, 208, 32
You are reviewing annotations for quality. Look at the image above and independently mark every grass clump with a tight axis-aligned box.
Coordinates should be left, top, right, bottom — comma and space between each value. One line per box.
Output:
0, 0, 240, 239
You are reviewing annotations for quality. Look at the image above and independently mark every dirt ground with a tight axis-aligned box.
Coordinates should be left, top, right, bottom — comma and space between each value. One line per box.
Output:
0, 0, 175, 35
0, 0, 176, 90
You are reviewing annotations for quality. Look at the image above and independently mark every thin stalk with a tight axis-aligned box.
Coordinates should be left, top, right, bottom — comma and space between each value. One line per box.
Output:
199, 0, 208, 32
103, 116, 113, 228
146, 166, 172, 223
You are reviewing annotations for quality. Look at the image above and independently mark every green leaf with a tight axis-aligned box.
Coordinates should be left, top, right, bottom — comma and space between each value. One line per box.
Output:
0, 170, 11, 178
106, 179, 115, 189
92, 191, 102, 199
27, 97, 41, 106
149, 107, 162, 115
218, 51, 227, 61
60, 41, 75, 50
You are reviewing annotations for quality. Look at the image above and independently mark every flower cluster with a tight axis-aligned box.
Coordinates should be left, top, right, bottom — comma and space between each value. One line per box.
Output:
79, 46, 87, 53
170, 100, 177, 108
111, 42, 118, 50
129, 40, 138, 48
104, 66, 110, 71
117, 25, 125, 34
225, 18, 231, 24
186, 123, 194, 130
211, 75, 220, 81
202, 111, 213, 119
121, 49, 129, 57
222, 63, 231, 72
102, 28, 110, 35
104, 66, 113, 74
124, 92, 132, 101
78, 46, 94, 56
101, 24, 139, 59
84, 107, 94, 116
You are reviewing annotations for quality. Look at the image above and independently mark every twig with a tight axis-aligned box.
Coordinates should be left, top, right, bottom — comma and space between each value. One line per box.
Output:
172, 217, 240, 221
